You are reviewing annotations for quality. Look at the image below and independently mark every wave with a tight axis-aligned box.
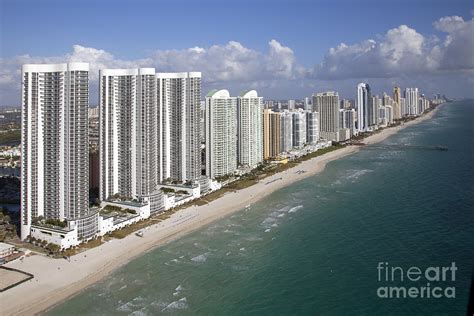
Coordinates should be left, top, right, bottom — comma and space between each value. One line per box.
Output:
161, 297, 188, 312
346, 169, 373, 180
191, 253, 209, 263
288, 205, 303, 213
173, 284, 184, 296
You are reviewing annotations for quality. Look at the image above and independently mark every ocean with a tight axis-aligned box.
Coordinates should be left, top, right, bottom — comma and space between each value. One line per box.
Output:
49, 101, 474, 315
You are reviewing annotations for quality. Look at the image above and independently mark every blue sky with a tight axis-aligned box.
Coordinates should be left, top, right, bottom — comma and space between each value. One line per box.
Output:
1, 0, 473, 104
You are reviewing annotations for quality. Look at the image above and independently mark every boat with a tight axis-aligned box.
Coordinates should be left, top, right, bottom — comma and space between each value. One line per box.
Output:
135, 231, 144, 237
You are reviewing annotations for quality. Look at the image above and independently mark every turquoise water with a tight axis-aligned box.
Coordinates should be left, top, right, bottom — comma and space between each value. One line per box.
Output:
49, 101, 474, 315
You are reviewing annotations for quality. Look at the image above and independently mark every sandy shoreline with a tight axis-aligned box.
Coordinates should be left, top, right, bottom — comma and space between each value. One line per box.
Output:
0, 104, 443, 315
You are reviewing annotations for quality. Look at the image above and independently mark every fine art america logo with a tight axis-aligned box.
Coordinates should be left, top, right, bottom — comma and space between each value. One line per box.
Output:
377, 262, 457, 299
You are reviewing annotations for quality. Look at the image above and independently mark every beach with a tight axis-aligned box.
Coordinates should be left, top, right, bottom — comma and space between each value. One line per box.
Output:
0, 105, 442, 316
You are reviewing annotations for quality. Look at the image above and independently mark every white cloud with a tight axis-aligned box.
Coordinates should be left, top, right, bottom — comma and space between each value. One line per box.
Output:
434, 16, 474, 71
312, 16, 474, 80
312, 25, 433, 80
1, 15, 473, 104
150, 39, 301, 83
433, 15, 466, 33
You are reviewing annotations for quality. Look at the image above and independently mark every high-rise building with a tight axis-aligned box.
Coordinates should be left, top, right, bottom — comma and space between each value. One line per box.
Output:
99, 68, 157, 201
372, 95, 381, 127
100, 70, 201, 201
418, 94, 429, 114
340, 99, 352, 109
314, 92, 340, 142
280, 111, 293, 152
156, 72, 202, 183
288, 99, 296, 110
205, 89, 237, 179
237, 90, 263, 168
400, 97, 407, 116
304, 97, 311, 111
404, 88, 419, 116
340, 108, 356, 137
306, 111, 319, 144
263, 109, 281, 159
392, 86, 402, 119
292, 111, 306, 148
264, 100, 274, 109
21, 63, 93, 240
356, 83, 372, 133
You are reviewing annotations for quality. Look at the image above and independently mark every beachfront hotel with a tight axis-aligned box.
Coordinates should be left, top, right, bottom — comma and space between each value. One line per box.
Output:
313, 91, 340, 142
21, 63, 97, 241
205, 89, 237, 179
157, 72, 202, 183
237, 90, 263, 169
99, 68, 158, 201
356, 83, 372, 133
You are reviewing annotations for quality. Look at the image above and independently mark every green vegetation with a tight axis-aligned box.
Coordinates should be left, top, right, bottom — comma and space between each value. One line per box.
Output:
0, 129, 21, 144
101, 204, 123, 213
46, 243, 61, 255
0, 207, 17, 241
160, 187, 175, 194
215, 174, 234, 182
100, 204, 137, 215
297, 144, 345, 162
45, 218, 67, 228
125, 209, 136, 214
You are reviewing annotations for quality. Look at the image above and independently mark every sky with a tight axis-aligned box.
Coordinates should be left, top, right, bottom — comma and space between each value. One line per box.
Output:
0, 0, 473, 105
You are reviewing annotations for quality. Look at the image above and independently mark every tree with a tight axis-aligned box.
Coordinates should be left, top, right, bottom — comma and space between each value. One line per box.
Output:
47, 243, 60, 255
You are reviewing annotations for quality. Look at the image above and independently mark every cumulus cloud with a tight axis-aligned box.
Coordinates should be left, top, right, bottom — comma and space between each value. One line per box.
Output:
0, 39, 301, 103
312, 16, 474, 80
151, 39, 301, 82
1, 14, 473, 104
434, 16, 474, 70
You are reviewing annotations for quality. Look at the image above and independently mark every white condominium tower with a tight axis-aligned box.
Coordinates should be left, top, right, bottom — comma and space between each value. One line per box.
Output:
99, 68, 157, 201
357, 83, 372, 133
280, 111, 293, 152
205, 89, 237, 179
292, 111, 306, 148
21, 63, 90, 240
157, 72, 202, 183
306, 111, 319, 144
237, 90, 263, 169
314, 92, 340, 142
404, 88, 419, 116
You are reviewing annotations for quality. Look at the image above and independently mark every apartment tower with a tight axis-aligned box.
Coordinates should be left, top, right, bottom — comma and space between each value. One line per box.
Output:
237, 90, 263, 168
157, 72, 202, 183
99, 68, 157, 201
21, 63, 90, 239
314, 92, 340, 142
357, 83, 372, 133
205, 89, 237, 179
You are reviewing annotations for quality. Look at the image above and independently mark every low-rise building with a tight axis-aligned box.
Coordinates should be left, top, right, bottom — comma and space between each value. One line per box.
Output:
0, 242, 15, 259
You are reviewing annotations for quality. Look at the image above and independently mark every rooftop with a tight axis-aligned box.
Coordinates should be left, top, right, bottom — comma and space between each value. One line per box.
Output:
0, 242, 14, 252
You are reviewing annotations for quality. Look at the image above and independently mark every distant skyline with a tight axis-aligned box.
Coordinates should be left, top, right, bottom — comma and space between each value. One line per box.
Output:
1, 0, 473, 105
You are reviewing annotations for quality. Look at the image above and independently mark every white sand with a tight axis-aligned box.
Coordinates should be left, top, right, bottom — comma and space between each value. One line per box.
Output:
0, 105, 442, 315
